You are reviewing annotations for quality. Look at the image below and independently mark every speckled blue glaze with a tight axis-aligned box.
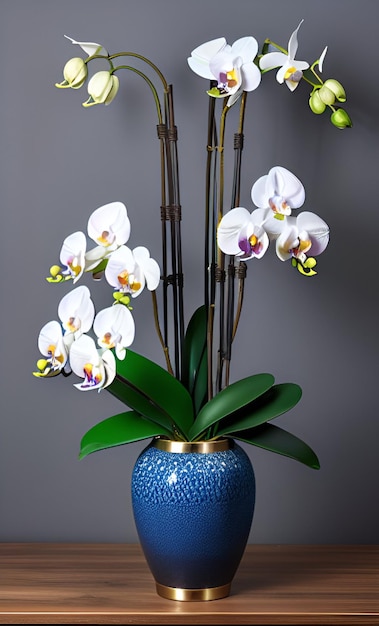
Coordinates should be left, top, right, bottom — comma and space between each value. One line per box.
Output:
131, 439, 255, 590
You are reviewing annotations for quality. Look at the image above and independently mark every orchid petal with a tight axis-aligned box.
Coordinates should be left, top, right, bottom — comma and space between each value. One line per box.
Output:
252, 166, 305, 211
238, 222, 269, 259
318, 46, 328, 72
297, 212, 329, 255
227, 88, 244, 107
101, 349, 117, 387
287, 20, 304, 59
59, 231, 86, 283
240, 62, 262, 92
250, 208, 286, 239
259, 51, 287, 71
133, 246, 161, 291
105, 245, 146, 296
84, 245, 108, 271
276, 225, 299, 261
275, 65, 288, 84
64, 35, 108, 58
87, 201, 131, 248
70, 335, 108, 391
57, 285, 95, 335
37, 320, 68, 372
209, 49, 234, 79
269, 167, 305, 208
187, 38, 227, 79
231, 37, 259, 63
93, 304, 135, 353
217, 207, 251, 255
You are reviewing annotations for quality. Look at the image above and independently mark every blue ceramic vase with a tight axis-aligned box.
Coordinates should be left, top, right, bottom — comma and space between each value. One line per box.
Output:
131, 437, 256, 601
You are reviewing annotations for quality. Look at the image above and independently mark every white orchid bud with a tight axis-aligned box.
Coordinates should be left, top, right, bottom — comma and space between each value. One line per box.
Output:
82, 71, 119, 107
56, 57, 88, 89
323, 79, 346, 102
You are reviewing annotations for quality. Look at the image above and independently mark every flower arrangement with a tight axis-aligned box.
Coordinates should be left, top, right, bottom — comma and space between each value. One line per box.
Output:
33, 21, 351, 469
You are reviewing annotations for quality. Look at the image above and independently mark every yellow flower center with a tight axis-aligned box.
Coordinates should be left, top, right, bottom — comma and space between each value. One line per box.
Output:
118, 270, 141, 292
284, 66, 297, 80
97, 230, 115, 246
68, 258, 81, 276
226, 69, 238, 88
102, 332, 114, 347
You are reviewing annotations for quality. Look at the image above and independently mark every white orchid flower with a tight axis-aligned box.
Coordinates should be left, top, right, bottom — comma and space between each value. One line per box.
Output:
94, 304, 135, 360
63, 36, 108, 58
259, 20, 309, 91
105, 245, 160, 297
34, 320, 68, 377
60, 231, 87, 283
251, 166, 305, 219
85, 202, 131, 271
57, 285, 95, 340
217, 207, 269, 260
69, 334, 116, 391
82, 70, 119, 107
276, 212, 329, 263
188, 36, 261, 106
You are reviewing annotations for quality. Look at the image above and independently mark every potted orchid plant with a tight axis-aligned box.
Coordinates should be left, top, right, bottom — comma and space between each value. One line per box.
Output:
33, 20, 351, 468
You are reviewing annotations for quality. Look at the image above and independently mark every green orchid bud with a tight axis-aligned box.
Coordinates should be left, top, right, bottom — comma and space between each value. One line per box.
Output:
56, 57, 88, 89
318, 85, 336, 105
119, 295, 131, 306
82, 71, 119, 107
323, 79, 346, 102
309, 90, 326, 114
49, 265, 61, 277
36, 359, 48, 371
331, 108, 353, 129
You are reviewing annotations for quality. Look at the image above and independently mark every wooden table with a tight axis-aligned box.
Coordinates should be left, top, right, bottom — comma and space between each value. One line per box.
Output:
0, 543, 378, 624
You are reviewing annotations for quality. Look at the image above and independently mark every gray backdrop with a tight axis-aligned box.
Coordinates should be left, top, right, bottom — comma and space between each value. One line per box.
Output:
1, 0, 378, 543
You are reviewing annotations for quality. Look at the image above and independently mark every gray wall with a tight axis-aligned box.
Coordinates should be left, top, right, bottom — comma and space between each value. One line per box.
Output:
1, 0, 378, 543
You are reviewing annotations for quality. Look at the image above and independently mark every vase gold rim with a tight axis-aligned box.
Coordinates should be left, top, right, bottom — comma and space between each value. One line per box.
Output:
152, 437, 233, 453
155, 581, 231, 601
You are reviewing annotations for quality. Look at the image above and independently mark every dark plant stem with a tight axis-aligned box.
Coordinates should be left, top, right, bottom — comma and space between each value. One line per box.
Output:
108, 58, 184, 380
204, 93, 248, 398
204, 86, 218, 400
222, 93, 248, 389
159, 86, 184, 379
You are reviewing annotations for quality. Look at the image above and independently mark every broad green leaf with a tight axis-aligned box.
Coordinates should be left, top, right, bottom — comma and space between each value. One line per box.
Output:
107, 376, 176, 436
181, 305, 208, 396
233, 423, 320, 469
109, 349, 194, 438
189, 373, 275, 441
79, 411, 172, 460
217, 383, 302, 436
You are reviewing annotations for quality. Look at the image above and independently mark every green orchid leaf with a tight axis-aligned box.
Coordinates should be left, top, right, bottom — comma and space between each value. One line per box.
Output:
108, 349, 194, 438
79, 411, 172, 460
233, 423, 320, 469
107, 376, 174, 434
189, 373, 275, 441
181, 305, 208, 396
217, 383, 302, 436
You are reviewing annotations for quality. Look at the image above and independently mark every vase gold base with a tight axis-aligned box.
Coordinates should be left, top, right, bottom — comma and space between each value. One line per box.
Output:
155, 581, 231, 602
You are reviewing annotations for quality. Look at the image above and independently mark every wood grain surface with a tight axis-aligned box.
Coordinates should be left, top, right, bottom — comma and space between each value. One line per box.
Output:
0, 543, 378, 624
